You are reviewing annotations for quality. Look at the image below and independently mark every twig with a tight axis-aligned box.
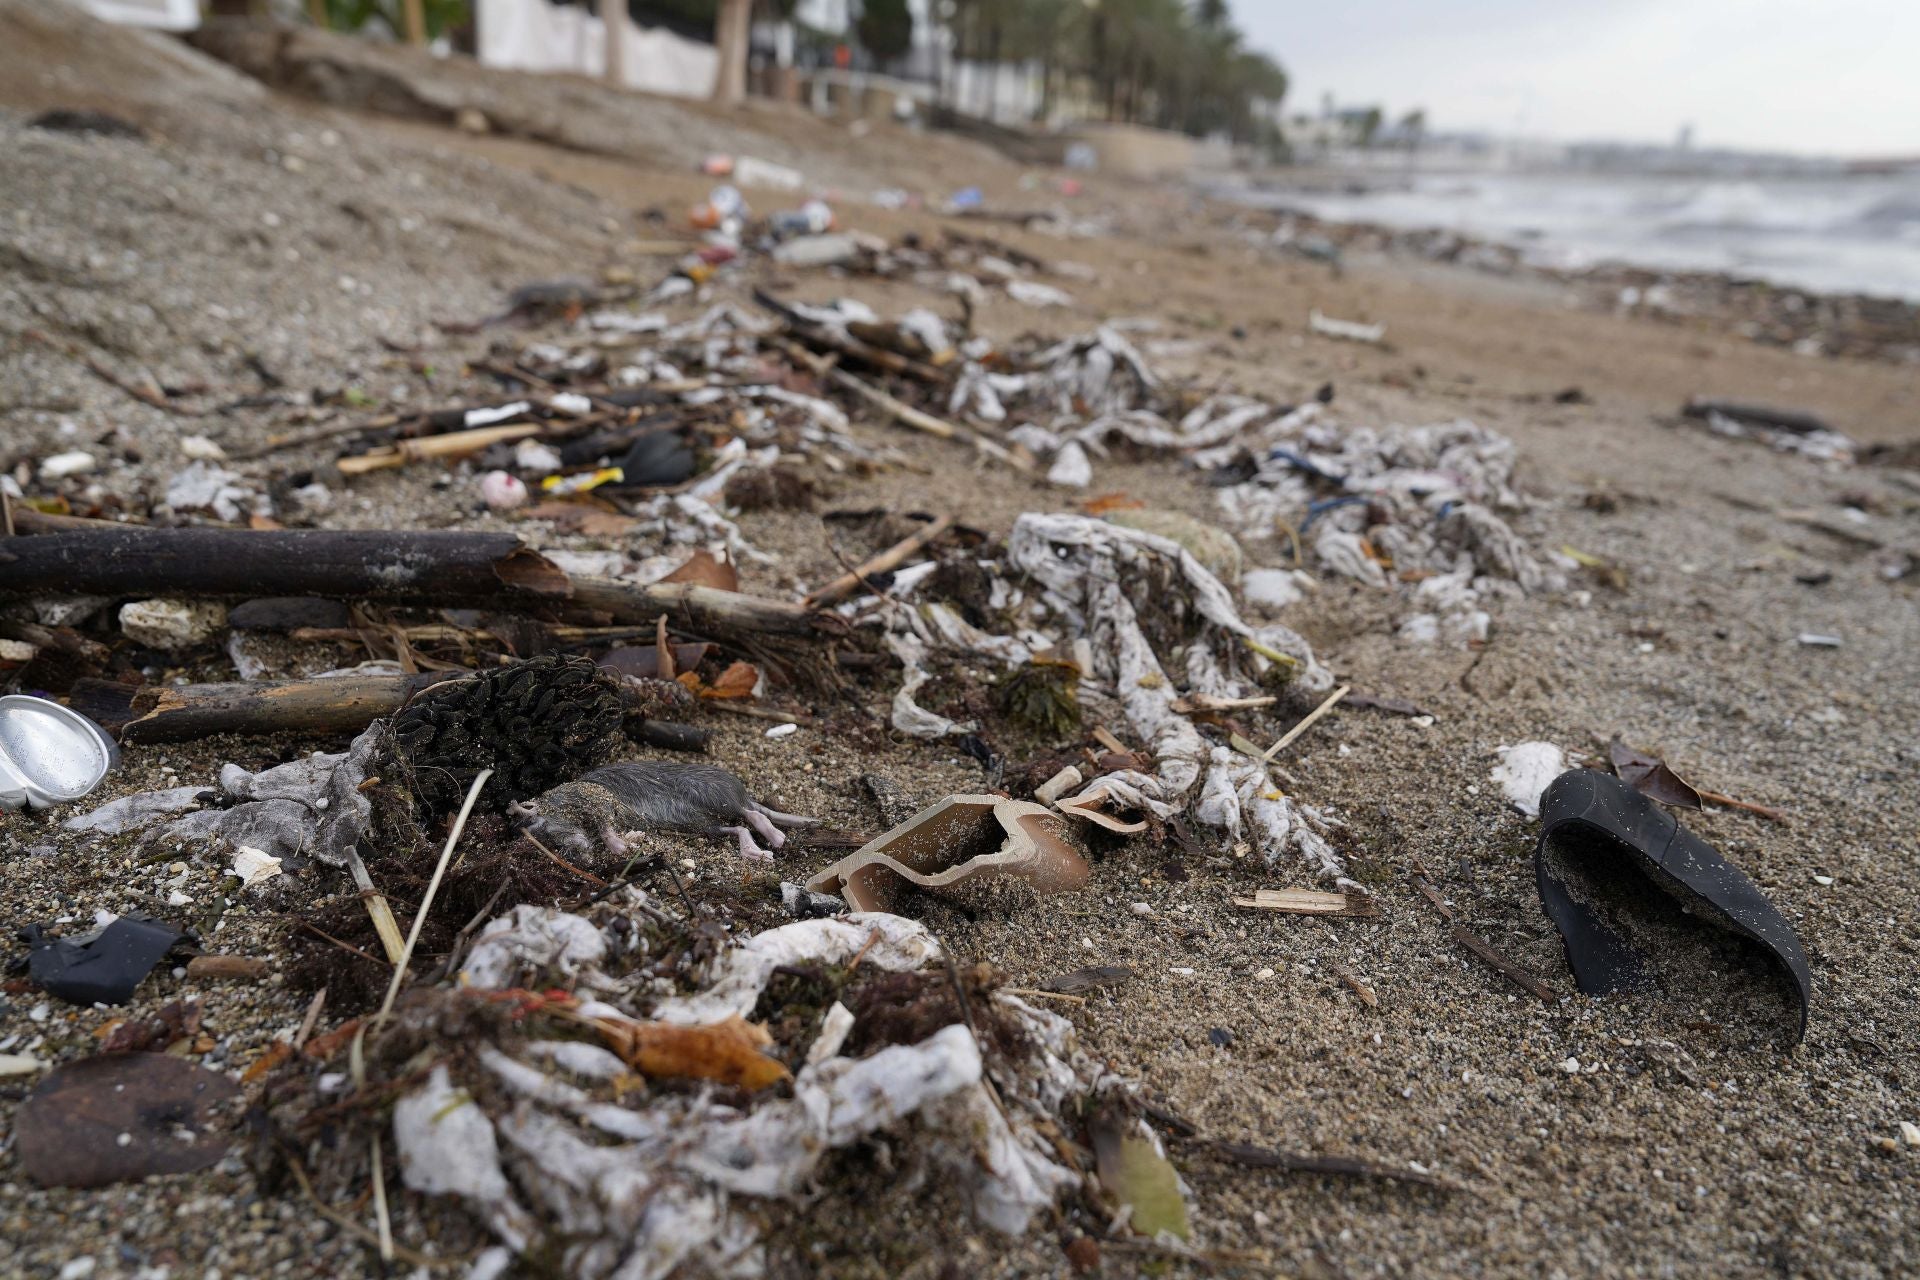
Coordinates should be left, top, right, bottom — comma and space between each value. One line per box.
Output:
295, 920, 386, 968
227, 415, 404, 461
1200, 1139, 1456, 1192
337, 422, 545, 475
846, 927, 885, 974
773, 336, 1034, 472
1233, 888, 1376, 917
285, 1152, 461, 1270
1696, 788, 1789, 823
25, 328, 206, 416
342, 847, 407, 965
294, 987, 328, 1051
804, 513, 955, 607
1333, 964, 1378, 1008
522, 829, 609, 887
1263, 683, 1351, 761
352, 768, 491, 1266
999, 987, 1088, 1005
1410, 875, 1455, 922
703, 701, 816, 725
1449, 924, 1557, 1004
381, 769, 492, 1017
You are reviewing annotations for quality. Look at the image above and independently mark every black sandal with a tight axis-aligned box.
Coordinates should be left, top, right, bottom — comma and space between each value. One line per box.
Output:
1535, 769, 1811, 1045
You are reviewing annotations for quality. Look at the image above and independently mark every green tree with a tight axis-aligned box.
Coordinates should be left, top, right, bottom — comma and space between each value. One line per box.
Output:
856, 0, 915, 68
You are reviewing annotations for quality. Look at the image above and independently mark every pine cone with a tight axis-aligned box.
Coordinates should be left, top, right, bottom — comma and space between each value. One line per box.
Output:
387, 654, 625, 814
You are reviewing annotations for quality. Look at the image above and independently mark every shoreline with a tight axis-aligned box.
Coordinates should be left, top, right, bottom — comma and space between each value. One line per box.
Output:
1198, 169, 1920, 364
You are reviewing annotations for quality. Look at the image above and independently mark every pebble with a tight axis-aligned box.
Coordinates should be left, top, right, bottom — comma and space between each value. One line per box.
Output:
1901, 1121, 1920, 1147
765, 723, 799, 739
39, 451, 97, 480
1561, 1056, 1581, 1074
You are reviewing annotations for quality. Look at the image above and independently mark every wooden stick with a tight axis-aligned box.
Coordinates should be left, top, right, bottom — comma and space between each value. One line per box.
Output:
1233, 888, 1376, 917
343, 847, 407, 965
227, 415, 405, 461
570, 577, 829, 634
1172, 693, 1278, 714
1449, 924, 1557, 1004
0, 528, 569, 604
773, 336, 1034, 472
998, 987, 1087, 1005
1263, 683, 1351, 762
1696, 788, 1789, 823
804, 514, 954, 607
755, 290, 944, 383
117, 673, 453, 744
336, 422, 544, 474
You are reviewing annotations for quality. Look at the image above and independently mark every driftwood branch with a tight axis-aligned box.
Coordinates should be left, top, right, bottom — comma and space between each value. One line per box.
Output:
772, 338, 1034, 473
0, 527, 828, 635
803, 514, 954, 607
0, 528, 568, 604
118, 674, 454, 744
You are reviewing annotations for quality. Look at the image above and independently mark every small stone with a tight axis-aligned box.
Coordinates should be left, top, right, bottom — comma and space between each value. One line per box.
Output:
1561, 1056, 1581, 1074
1900, 1121, 1920, 1147
765, 722, 799, 739
119, 598, 228, 651
39, 451, 97, 480
1812, 874, 1834, 887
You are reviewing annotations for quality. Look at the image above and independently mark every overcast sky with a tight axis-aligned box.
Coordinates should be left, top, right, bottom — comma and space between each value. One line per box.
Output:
1236, 0, 1920, 157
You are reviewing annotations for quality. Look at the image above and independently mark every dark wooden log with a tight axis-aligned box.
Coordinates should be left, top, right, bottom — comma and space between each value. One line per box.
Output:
630, 720, 711, 753
569, 578, 829, 635
117, 673, 454, 743
1681, 398, 1834, 436
0, 528, 569, 604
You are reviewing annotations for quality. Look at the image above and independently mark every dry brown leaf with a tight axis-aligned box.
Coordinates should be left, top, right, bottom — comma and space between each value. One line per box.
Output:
659, 549, 739, 592
677, 660, 760, 700
596, 1014, 789, 1090
1607, 738, 1703, 809
241, 1039, 293, 1083
1079, 492, 1144, 516
523, 500, 637, 538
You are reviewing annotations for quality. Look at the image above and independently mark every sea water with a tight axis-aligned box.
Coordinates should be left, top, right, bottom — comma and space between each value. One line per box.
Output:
1239, 168, 1920, 302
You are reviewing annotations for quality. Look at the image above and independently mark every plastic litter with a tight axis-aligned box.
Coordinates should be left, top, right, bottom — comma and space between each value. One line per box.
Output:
807, 794, 1089, 913
1535, 769, 1812, 1044
1308, 310, 1385, 344
380, 899, 1098, 1272
22, 913, 185, 1006
0, 695, 116, 810
479, 470, 528, 510
1490, 742, 1566, 818
770, 232, 861, 268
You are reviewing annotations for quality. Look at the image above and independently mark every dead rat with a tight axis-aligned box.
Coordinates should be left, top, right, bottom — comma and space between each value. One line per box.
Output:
508, 761, 816, 862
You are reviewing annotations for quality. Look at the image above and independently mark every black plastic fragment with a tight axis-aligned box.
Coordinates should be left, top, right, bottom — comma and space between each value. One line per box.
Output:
615, 430, 696, 487
21, 914, 186, 1006
1534, 769, 1811, 1044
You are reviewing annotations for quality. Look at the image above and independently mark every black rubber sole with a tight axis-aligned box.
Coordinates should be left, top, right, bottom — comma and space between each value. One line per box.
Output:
1535, 769, 1811, 1045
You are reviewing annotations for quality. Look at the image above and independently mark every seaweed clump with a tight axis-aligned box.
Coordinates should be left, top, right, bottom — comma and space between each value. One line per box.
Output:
996, 653, 1083, 740
386, 653, 625, 815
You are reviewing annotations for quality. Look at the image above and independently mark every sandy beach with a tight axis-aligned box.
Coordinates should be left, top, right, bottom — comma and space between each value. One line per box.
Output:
2, 6, 1916, 1278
